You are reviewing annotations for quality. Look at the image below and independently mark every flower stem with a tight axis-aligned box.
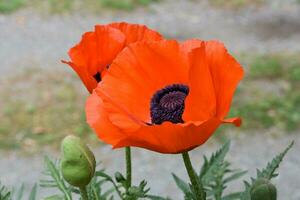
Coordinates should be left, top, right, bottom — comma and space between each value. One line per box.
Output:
80, 186, 88, 200
182, 152, 205, 200
125, 147, 132, 191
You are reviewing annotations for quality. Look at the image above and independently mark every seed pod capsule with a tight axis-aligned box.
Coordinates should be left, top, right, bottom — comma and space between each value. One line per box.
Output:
250, 178, 277, 200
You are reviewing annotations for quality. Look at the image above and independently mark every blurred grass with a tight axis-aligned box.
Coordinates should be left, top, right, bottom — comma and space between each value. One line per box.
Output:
0, 54, 299, 152
0, 68, 97, 152
0, 0, 158, 14
228, 54, 300, 131
210, 0, 264, 8
0, 0, 24, 13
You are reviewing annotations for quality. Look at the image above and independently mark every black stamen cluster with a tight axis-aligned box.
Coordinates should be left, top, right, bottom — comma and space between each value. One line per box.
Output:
150, 84, 189, 125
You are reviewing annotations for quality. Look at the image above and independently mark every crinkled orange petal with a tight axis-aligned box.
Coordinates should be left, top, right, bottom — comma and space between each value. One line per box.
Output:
113, 118, 221, 154
62, 60, 97, 93
204, 40, 244, 119
97, 40, 190, 130
86, 91, 127, 146
183, 41, 216, 122
109, 22, 162, 45
64, 26, 126, 92
181, 39, 204, 53
222, 117, 242, 127
182, 39, 244, 120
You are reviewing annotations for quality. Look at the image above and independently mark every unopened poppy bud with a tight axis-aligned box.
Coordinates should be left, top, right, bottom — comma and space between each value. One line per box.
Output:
61, 135, 96, 188
115, 172, 126, 183
250, 178, 277, 200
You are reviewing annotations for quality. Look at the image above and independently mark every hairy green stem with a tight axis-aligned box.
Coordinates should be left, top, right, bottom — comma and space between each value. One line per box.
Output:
182, 152, 205, 200
80, 187, 88, 200
125, 147, 132, 191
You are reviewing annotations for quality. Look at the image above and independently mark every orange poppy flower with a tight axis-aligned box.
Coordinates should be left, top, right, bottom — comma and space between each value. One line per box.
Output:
62, 22, 163, 93
86, 39, 244, 153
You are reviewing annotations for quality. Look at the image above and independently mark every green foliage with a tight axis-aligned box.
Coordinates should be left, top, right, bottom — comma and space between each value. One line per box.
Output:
173, 141, 293, 200
0, 69, 96, 152
240, 141, 294, 200
210, 0, 263, 8
96, 170, 169, 200
0, 182, 39, 200
0, 0, 24, 13
173, 141, 246, 200
288, 64, 300, 81
230, 92, 300, 130
0, 0, 158, 14
41, 157, 114, 200
47, 0, 72, 13
99, 0, 157, 10
249, 56, 284, 79
0, 182, 11, 200
28, 184, 37, 200
40, 157, 73, 200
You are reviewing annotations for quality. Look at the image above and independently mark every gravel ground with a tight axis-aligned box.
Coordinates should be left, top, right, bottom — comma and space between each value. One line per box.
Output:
0, 0, 300, 75
0, 0, 300, 199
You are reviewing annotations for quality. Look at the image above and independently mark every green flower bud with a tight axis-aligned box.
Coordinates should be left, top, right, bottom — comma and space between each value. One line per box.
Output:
115, 172, 126, 183
61, 135, 96, 188
250, 178, 277, 200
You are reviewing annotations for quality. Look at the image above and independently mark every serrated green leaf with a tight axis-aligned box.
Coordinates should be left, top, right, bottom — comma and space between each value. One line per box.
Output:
172, 173, 191, 195
41, 156, 72, 200
146, 194, 173, 200
15, 184, 25, 200
258, 141, 294, 180
95, 171, 113, 182
200, 141, 230, 186
222, 192, 243, 200
0, 182, 11, 200
224, 170, 247, 184
28, 184, 37, 200
44, 195, 65, 200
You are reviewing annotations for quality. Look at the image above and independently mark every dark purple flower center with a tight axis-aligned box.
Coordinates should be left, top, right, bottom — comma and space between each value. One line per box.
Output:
93, 65, 110, 83
150, 84, 189, 125
93, 72, 102, 83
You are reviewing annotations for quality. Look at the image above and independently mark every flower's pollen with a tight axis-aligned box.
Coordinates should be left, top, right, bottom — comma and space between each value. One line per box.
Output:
93, 72, 101, 83
150, 84, 189, 125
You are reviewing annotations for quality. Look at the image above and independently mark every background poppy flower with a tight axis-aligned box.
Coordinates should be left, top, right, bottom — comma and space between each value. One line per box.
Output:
86, 39, 244, 154
62, 22, 163, 93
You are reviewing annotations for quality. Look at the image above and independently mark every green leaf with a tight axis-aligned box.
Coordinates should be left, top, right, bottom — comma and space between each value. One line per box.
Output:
224, 170, 248, 184
172, 173, 192, 195
95, 171, 113, 182
41, 156, 72, 200
0, 182, 11, 200
146, 194, 173, 200
222, 192, 243, 200
257, 141, 294, 180
28, 184, 37, 200
15, 184, 25, 200
44, 195, 65, 200
200, 141, 230, 186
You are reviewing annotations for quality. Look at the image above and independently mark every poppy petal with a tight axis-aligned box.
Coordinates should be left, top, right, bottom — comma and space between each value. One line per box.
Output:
97, 40, 190, 129
108, 22, 162, 45
204, 40, 244, 119
113, 118, 221, 154
68, 26, 126, 77
62, 60, 97, 93
183, 41, 217, 122
222, 117, 242, 127
86, 91, 127, 145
